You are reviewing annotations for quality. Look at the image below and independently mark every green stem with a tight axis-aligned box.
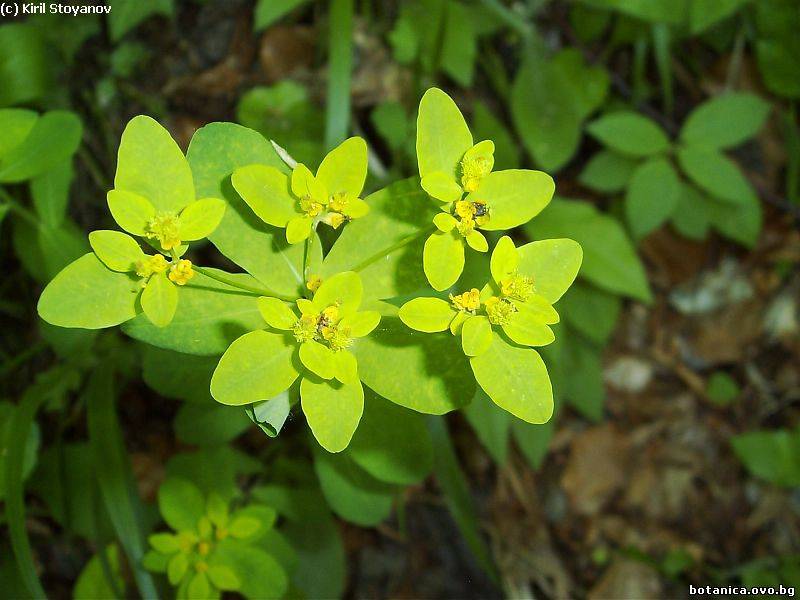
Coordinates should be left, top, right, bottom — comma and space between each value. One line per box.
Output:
479, 0, 533, 40
352, 227, 434, 273
325, 0, 354, 150
0, 188, 39, 228
193, 266, 295, 302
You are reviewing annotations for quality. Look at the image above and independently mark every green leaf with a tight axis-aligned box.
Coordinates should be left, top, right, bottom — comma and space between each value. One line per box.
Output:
490, 235, 518, 283
468, 169, 554, 230
207, 565, 240, 591
107, 189, 157, 236
0, 108, 37, 158
258, 296, 296, 329
471, 101, 519, 170
470, 332, 553, 424
680, 92, 770, 148
213, 540, 288, 600
502, 308, 555, 347
254, 0, 311, 31
559, 282, 621, 345
313, 448, 395, 525
187, 122, 312, 297
511, 49, 609, 171
690, 0, 750, 33
463, 389, 511, 464
115, 115, 194, 213
757, 37, 800, 99
512, 419, 554, 470
677, 146, 758, 205
74, 545, 124, 600
625, 157, 681, 239
348, 389, 433, 485
311, 271, 362, 317
188, 571, 210, 598
30, 160, 73, 227
422, 171, 463, 202
575, 0, 687, 23
148, 532, 179, 554
562, 332, 604, 421
440, 0, 477, 86
211, 330, 300, 406
704, 189, 762, 247
579, 150, 638, 194
319, 178, 433, 302
301, 376, 364, 452
398, 297, 454, 332
0, 24, 50, 107
525, 199, 652, 302
461, 315, 493, 356
341, 310, 380, 337
247, 390, 293, 437
167, 553, 187, 585
13, 217, 89, 283
108, 0, 174, 41
587, 111, 670, 157
423, 231, 465, 291
88, 230, 145, 272
178, 197, 226, 240
158, 477, 205, 531
316, 136, 367, 196
86, 370, 159, 599
516, 238, 583, 304
141, 271, 177, 328
706, 371, 740, 406
38, 253, 141, 329
731, 428, 800, 487
299, 340, 337, 380
416, 87, 473, 181
0, 110, 82, 183
286, 215, 312, 244
174, 403, 251, 446
142, 347, 216, 402
123, 269, 267, 355
354, 315, 474, 415
231, 164, 296, 227
670, 182, 710, 240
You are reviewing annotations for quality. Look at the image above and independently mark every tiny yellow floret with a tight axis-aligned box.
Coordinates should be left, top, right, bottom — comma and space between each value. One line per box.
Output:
145, 212, 181, 250
197, 541, 211, 556
325, 324, 353, 352
135, 254, 169, 278
169, 259, 194, 285
328, 212, 346, 229
300, 197, 324, 217
461, 155, 492, 192
450, 288, 481, 313
306, 274, 323, 293
485, 296, 517, 325
328, 191, 349, 213
500, 273, 535, 301
293, 313, 318, 343
195, 561, 209, 573
455, 200, 476, 219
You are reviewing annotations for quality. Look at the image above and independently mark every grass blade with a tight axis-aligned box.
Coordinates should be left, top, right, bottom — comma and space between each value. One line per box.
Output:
324, 0, 354, 150
427, 416, 499, 585
5, 388, 47, 599
86, 369, 160, 599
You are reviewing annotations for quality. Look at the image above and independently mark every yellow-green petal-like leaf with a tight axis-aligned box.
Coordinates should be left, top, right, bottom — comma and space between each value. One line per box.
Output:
114, 115, 195, 213
433, 212, 458, 232
316, 137, 367, 196
334, 350, 358, 383
343, 196, 370, 218
38, 253, 141, 329
398, 297, 454, 332
449, 310, 469, 334
461, 315, 492, 356
211, 330, 299, 406
207, 565, 240, 592
423, 231, 465, 291
516, 239, 583, 304
231, 164, 297, 227
286, 215, 313, 244
299, 340, 336, 380
291, 164, 327, 201
469, 169, 554, 230
107, 189, 156, 236
341, 311, 380, 337
301, 376, 364, 453
416, 88, 473, 180
502, 310, 554, 347
178, 197, 226, 240
141, 271, 177, 328
312, 271, 362, 317
0, 108, 37, 159
465, 229, 488, 252
88, 230, 145, 272
421, 172, 463, 202
257, 296, 296, 330
519, 295, 559, 325
490, 235, 519, 283
470, 333, 553, 424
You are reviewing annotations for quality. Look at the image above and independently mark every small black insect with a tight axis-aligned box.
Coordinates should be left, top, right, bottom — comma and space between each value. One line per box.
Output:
473, 202, 488, 217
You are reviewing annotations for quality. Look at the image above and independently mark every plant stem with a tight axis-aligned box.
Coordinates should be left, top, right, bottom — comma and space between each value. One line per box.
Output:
0, 188, 39, 228
479, 0, 533, 40
352, 228, 433, 273
193, 266, 295, 301
325, 0, 354, 150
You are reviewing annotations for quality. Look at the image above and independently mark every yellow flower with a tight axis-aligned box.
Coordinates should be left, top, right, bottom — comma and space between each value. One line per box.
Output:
500, 273, 535, 301
293, 313, 318, 343
455, 200, 475, 219
328, 191, 349, 213
145, 212, 181, 250
485, 296, 517, 325
135, 254, 169, 278
460, 154, 492, 192
450, 288, 481, 313
306, 274, 323, 293
325, 323, 353, 352
168, 259, 194, 285
300, 198, 324, 218
327, 212, 346, 229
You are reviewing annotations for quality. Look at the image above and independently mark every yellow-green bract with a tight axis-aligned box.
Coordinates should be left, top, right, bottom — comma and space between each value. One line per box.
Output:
416, 87, 556, 290
399, 236, 582, 424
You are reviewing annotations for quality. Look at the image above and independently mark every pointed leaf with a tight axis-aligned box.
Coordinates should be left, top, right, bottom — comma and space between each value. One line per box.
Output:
291, 164, 326, 200
625, 157, 681, 239
516, 239, 582, 304
178, 197, 226, 240
490, 235, 518, 283
470, 333, 553, 424
465, 229, 488, 252
301, 377, 364, 453
467, 169, 554, 230
211, 330, 300, 406
680, 92, 770, 149
316, 136, 367, 196
423, 231, 465, 291
398, 297, 454, 332
587, 111, 670, 157
677, 146, 758, 205
89, 230, 145, 272
416, 87, 473, 180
